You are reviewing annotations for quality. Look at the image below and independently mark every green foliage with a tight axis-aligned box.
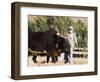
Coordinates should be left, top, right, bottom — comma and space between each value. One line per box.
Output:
28, 16, 87, 48
74, 20, 87, 48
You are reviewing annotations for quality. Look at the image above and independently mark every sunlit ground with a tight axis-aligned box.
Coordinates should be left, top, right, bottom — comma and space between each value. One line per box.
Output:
28, 56, 88, 67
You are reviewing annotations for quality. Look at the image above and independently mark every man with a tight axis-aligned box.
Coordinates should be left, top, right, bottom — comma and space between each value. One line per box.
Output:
66, 26, 77, 64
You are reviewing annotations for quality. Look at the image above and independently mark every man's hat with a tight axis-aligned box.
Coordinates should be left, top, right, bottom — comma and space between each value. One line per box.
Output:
68, 26, 74, 30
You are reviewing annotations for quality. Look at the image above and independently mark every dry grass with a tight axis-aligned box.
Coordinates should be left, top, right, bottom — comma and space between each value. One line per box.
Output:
28, 56, 88, 67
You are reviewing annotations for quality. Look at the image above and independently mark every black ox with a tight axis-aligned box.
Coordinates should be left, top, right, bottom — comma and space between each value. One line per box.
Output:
28, 29, 70, 63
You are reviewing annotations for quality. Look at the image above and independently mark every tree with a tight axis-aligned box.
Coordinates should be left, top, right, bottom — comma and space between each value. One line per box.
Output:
28, 16, 87, 48
74, 20, 87, 48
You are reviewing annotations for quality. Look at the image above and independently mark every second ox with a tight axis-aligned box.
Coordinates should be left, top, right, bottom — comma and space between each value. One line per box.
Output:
28, 29, 70, 63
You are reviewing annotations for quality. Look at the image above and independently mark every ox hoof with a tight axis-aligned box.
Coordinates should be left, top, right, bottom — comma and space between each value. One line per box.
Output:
64, 60, 69, 63
32, 59, 37, 63
52, 61, 56, 63
32, 60, 37, 63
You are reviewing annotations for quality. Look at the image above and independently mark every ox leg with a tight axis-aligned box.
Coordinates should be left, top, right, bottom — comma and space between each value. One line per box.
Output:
55, 56, 58, 62
47, 51, 56, 63
64, 55, 69, 63
51, 55, 56, 63
47, 55, 50, 63
64, 52, 70, 63
47, 54, 56, 63
32, 55, 37, 63
28, 51, 31, 57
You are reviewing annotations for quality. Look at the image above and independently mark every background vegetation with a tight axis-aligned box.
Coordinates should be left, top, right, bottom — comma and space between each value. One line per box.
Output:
28, 16, 87, 48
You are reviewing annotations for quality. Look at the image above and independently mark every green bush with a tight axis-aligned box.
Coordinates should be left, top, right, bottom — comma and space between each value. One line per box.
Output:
28, 16, 87, 48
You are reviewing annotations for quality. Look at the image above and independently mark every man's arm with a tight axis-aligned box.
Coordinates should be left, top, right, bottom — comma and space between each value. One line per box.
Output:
74, 33, 78, 47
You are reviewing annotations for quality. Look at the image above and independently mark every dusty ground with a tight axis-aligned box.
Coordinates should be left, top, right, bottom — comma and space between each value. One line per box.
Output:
28, 56, 88, 67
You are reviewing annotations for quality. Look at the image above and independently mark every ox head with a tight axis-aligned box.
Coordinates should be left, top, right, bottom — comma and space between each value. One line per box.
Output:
55, 35, 70, 52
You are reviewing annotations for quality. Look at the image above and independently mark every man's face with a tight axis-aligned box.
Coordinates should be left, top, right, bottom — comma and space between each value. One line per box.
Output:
68, 29, 73, 34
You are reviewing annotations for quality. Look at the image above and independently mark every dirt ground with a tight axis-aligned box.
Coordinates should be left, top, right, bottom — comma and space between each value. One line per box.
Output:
28, 56, 88, 67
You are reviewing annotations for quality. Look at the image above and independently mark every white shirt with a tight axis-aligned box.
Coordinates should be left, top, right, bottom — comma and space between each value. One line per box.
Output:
67, 32, 77, 48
